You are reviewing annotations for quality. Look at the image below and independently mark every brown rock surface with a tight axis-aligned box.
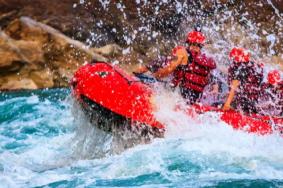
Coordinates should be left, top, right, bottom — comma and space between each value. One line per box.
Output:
0, 17, 107, 90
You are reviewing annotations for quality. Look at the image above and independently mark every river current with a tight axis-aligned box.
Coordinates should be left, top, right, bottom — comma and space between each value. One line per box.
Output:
0, 89, 283, 187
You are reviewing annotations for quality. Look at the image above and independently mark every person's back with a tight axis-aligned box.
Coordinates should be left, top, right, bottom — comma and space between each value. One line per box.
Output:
228, 61, 263, 101
223, 47, 263, 113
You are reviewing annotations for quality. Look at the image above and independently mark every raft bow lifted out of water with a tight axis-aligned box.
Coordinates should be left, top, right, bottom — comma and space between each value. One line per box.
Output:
71, 62, 283, 138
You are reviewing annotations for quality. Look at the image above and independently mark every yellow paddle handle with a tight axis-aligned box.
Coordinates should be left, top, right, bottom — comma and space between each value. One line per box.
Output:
223, 80, 240, 110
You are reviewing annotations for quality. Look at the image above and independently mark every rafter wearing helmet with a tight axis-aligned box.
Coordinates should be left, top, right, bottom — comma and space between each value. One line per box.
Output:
134, 31, 216, 104
223, 47, 264, 114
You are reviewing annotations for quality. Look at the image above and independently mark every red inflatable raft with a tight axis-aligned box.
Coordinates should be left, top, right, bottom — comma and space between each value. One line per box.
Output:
71, 62, 283, 137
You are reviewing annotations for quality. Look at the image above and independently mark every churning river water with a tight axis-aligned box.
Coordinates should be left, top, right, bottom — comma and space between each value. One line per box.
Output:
0, 88, 283, 188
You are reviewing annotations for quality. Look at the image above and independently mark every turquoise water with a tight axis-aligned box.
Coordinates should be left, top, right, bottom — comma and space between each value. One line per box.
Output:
0, 89, 283, 188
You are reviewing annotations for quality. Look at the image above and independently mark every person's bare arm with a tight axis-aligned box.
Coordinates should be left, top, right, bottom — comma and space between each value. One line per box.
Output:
153, 48, 188, 79
223, 80, 240, 110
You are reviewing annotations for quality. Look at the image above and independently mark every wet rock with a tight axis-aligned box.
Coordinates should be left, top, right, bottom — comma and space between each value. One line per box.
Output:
92, 44, 122, 57
271, 0, 283, 12
0, 17, 107, 90
1, 77, 38, 90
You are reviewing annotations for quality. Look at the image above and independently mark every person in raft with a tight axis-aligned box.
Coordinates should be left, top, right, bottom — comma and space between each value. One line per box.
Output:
223, 47, 264, 114
134, 30, 216, 104
258, 70, 283, 116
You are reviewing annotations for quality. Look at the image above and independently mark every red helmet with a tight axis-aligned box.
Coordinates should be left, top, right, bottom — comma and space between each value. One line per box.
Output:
229, 47, 250, 63
268, 70, 281, 85
186, 31, 206, 44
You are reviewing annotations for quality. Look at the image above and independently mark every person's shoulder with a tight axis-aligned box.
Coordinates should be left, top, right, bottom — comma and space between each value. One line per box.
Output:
248, 61, 263, 68
199, 53, 215, 62
195, 53, 216, 69
198, 52, 208, 59
205, 54, 216, 69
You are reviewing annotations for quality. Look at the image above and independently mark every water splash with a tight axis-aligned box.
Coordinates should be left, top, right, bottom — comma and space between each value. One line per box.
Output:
0, 88, 283, 187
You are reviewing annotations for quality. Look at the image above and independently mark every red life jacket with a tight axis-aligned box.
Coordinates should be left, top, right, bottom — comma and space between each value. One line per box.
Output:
172, 51, 216, 93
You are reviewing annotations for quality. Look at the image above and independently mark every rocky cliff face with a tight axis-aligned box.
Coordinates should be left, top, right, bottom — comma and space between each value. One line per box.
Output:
0, 0, 282, 90
0, 17, 109, 90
